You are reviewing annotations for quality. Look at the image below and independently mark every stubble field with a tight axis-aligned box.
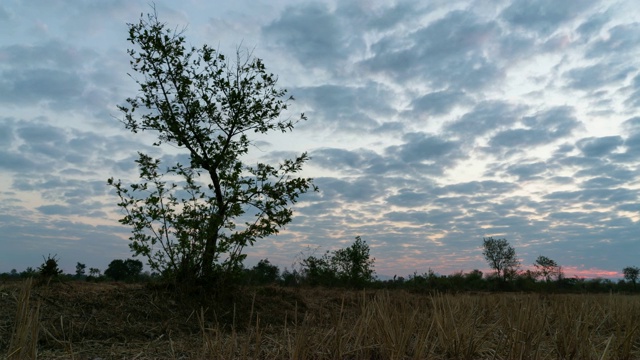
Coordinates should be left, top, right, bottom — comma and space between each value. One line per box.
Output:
1, 279, 640, 359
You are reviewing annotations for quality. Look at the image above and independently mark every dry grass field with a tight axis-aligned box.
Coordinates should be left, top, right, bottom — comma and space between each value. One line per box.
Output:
2, 279, 640, 359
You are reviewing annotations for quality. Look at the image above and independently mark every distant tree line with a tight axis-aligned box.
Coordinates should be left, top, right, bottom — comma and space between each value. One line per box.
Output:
1, 237, 638, 294
0, 255, 151, 283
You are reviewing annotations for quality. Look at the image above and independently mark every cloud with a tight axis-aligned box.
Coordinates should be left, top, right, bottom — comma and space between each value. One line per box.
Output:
0, 151, 40, 172
573, 162, 637, 182
385, 132, 465, 175
0, 117, 15, 146
0, 69, 85, 106
587, 23, 640, 58
0, 5, 10, 21
0, 42, 97, 70
404, 89, 469, 117
576, 136, 624, 157
364, 1, 424, 31
544, 188, 638, 205
501, 0, 598, 36
386, 190, 433, 208
564, 63, 635, 90
580, 176, 627, 189
314, 177, 383, 203
293, 83, 395, 131
435, 181, 519, 196
445, 100, 525, 139
363, 10, 501, 90
263, 3, 364, 71
311, 147, 383, 174
623, 116, 640, 133
505, 161, 548, 181
1, 0, 639, 279
624, 75, 640, 109
36, 204, 77, 216
488, 106, 580, 151
576, 10, 611, 37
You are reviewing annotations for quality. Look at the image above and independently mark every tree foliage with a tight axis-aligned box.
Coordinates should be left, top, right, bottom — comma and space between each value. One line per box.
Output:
75, 262, 86, 277
246, 259, 280, 285
300, 236, 375, 288
482, 237, 519, 282
89, 268, 101, 277
623, 266, 640, 288
300, 250, 335, 286
105, 259, 144, 281
108, 12, 315, 286
533, 255, 562, 282
39, 254, 63, 279
332, 236, 375, 287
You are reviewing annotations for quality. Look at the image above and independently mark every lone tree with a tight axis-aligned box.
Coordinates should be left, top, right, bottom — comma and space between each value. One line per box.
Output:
105, 259, 143, 282
75, 262, 86, 277
623, 266, 640, 289
247, 259, 280, 285
533, 255, 562, 282
108, 12, 315, 286
300, 236, 375, 288
39, 254, 63, 279
332, 236, 375, 287
482, 237, 519, 282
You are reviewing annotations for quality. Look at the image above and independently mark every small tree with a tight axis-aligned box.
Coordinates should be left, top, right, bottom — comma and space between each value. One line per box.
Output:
533, 255, 562, 282
89, 268, 101, 277
301, 251, 336, 286
75, 262, 87, 278
105, 259, 143, 281
623, 266, 640, 289
299, 236, 375, 288
482, 237, 519, 283
332, 236, 375, 287
108, 11, 315, 287
248, 259, 280, 285
21, 267, 37, 278
39, 254, 63, 279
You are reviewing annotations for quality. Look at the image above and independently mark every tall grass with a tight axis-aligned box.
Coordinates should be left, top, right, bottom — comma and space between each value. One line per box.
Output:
3, 283, 640, 359
195, 291, 640, 359
7, 278, 40, 360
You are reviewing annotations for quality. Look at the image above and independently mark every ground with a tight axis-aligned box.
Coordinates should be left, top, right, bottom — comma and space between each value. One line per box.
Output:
2, 279, 640, 359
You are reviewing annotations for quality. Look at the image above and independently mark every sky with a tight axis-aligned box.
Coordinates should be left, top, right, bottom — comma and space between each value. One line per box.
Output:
0, 0, 638, 279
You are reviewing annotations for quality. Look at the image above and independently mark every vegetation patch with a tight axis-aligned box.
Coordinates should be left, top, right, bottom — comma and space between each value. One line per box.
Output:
3, 280, 640, 359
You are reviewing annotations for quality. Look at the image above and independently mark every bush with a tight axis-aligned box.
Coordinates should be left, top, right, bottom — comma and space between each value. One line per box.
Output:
39, 254, 63, 280
104, 259, 143, 281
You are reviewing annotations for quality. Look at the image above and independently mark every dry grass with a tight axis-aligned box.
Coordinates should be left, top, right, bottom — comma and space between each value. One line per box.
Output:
2, 281, 640, 359
6, 278, 40, 359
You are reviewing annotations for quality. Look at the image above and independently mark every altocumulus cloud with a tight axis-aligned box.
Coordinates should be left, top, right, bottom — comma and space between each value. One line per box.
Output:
0, 0, 638, 279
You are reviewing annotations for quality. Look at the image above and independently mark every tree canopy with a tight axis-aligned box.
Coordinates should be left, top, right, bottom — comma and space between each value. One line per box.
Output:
108, 11, 315, 287
482, 237, 519, 282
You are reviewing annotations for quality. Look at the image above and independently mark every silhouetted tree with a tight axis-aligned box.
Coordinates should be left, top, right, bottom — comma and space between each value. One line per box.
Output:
21, 267, 37, 278
300, 236, 375, 288
482, 237, 519, 283
533, 255, 562, 282
105, 259, 143, 281
248, 259, 280, 285
301, 251, 336, 286
623, 266, 640, 289
332, 236, 375, 287
39, 254, 63, 280
108, 11, 315, 287
75, 262, 86, 277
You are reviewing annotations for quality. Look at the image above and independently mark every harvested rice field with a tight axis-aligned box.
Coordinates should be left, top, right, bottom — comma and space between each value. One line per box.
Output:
2, 279, 640, 359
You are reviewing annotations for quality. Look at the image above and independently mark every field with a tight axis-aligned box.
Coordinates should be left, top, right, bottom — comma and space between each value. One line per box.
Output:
2, 279, 640, 359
